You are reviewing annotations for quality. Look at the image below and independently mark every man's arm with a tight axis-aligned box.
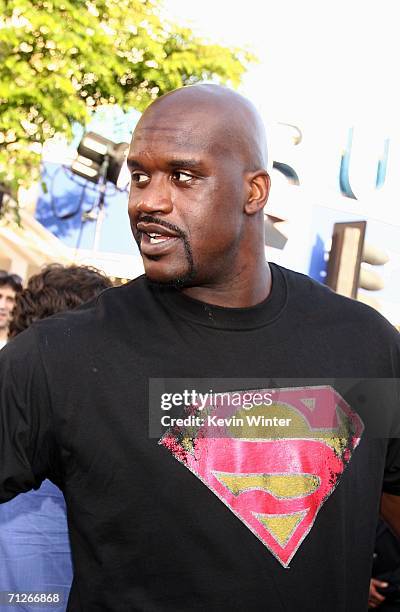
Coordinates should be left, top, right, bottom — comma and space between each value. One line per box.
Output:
0, 327, 52, 502
380, 492, 400, 538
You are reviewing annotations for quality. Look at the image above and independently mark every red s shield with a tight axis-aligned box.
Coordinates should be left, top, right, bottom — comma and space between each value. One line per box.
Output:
160, 386, 364, 567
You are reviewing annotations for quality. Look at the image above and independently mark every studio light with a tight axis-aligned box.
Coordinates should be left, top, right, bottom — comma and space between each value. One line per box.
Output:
71, 132, 129, 185
69, 132, 130, 254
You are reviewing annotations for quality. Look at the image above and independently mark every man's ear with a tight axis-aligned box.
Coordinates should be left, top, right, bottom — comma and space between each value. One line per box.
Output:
244, 171, 271, 215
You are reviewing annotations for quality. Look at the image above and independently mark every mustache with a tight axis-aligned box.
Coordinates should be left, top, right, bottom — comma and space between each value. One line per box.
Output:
134, 214, 195, 285
136, 215, 187, 240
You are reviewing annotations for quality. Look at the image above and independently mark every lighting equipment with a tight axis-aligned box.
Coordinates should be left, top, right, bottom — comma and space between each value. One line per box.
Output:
71, 132, 129, 186
69, 132, 129, 253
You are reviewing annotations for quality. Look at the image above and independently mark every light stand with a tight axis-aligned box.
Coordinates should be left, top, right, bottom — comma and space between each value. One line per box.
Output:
92, 155, 109, 253
69, 132, 129, 253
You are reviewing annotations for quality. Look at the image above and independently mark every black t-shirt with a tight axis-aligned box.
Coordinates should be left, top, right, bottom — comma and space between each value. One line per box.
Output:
1, 264, 400, 612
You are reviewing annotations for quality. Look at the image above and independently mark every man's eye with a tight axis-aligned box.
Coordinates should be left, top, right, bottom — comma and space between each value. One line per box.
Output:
131, 173, 149, 183
173, 171, 193, 183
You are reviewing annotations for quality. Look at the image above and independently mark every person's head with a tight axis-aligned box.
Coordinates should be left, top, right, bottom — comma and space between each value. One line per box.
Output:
127, 84, 270, 289
9, 264, 113, 338
0, 271, 22, 336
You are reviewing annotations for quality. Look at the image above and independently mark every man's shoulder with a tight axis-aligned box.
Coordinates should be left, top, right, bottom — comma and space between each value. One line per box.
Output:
278, 264, 399, 341
30, 275, 151, 341
0, 276, 154, 376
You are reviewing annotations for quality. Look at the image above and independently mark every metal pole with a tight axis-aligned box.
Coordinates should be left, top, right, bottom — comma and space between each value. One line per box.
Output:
92, 155, 109, 254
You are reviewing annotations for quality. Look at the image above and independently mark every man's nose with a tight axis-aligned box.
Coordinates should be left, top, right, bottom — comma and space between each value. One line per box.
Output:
131, 177, 173, 216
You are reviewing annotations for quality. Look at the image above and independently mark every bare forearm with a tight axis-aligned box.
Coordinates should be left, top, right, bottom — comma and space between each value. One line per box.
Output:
380, 492, 400, 538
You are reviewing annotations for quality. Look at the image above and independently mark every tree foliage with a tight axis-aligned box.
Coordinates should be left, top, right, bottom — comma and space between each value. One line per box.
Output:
0, 0, 254, 206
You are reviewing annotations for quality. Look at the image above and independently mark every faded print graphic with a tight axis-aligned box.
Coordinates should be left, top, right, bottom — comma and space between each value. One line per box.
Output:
160, 386, 364, 567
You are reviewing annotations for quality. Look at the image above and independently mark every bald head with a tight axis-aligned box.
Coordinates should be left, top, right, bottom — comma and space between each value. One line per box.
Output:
135, 84, 268, 171
128, 84, 271, 300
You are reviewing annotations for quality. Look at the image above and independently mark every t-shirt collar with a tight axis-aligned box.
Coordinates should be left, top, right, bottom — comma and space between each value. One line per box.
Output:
148, 263, 288, 330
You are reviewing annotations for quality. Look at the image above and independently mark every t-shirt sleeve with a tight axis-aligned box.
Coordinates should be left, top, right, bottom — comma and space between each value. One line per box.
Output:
382, 332, 400, 495
0, 327, 53, 502
383, 439, 400, 496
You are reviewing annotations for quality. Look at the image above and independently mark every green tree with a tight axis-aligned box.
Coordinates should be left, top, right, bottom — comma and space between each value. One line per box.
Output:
0, 0, 254, 212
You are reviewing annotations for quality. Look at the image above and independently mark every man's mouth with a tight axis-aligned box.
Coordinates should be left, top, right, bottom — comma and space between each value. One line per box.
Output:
147, 232, 173, 245
136, 221, 182, 255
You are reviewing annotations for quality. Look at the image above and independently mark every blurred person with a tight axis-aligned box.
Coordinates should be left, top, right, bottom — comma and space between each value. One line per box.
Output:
0, 264, 112, 611
8, 263, 113, 338
0, 271, 22, 349
0, 85, 400, 612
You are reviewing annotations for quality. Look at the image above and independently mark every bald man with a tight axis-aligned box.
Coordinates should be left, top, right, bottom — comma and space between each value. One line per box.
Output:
1, 85, 400, 612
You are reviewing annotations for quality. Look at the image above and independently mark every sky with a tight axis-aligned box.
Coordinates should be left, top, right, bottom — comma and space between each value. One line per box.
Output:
163, 0, 400, 129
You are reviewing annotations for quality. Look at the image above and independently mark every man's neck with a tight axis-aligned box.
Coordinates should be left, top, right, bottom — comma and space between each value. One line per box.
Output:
181, 261, 272, 309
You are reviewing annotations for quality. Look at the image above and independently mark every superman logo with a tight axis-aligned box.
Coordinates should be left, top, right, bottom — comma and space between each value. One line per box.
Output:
160, 386, 364, 567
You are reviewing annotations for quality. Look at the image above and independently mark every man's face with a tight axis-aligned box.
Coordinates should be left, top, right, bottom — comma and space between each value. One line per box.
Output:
127, 109, 247, 286
0, 284, 16, 331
